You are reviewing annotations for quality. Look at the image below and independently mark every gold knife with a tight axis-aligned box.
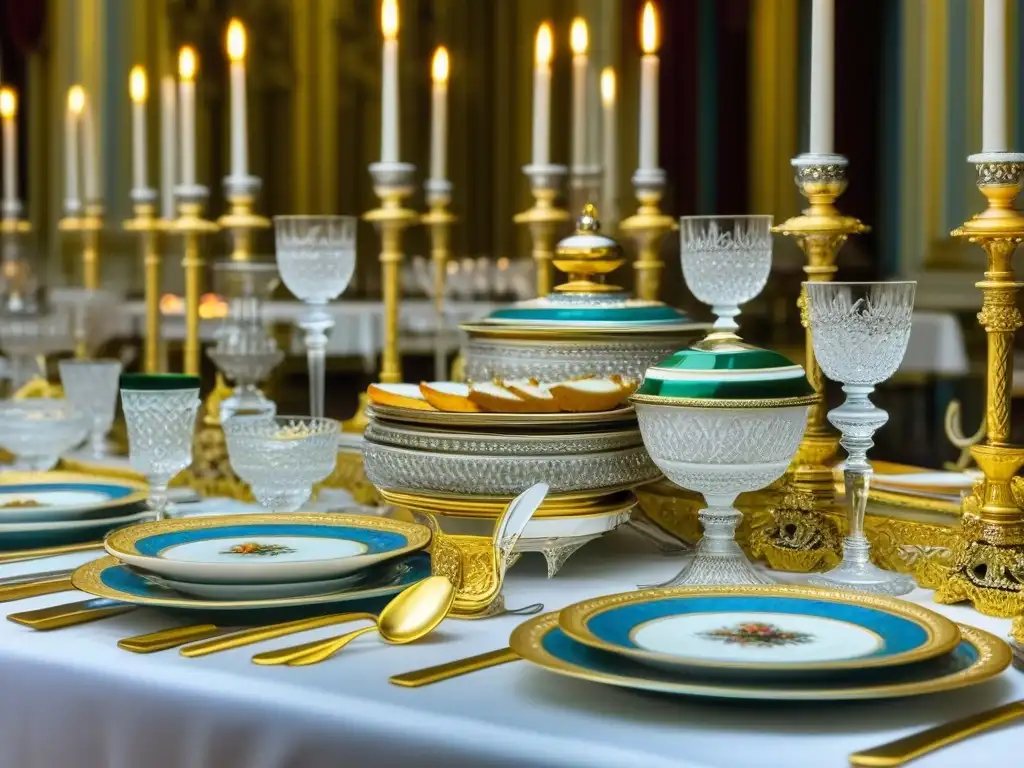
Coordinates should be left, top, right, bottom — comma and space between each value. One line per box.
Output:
179, 611, 375, 657
849, 699, 1024, 767
8, 598, 135, 630
119, 624, 233, 653
390, 648, 520, 687
0, 574, 74, 603
0, 541, 101, 564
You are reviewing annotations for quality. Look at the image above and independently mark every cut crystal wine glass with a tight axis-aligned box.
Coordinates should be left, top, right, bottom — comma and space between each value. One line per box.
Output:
120, 374, 201, 520
223, 415, 340, 512
59, 358, 123, 458
805, 280, 917, 596
679, 215, 773, 332
273, 216, 357, 418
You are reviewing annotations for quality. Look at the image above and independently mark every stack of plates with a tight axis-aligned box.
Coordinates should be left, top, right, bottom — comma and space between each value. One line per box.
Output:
71, 513, 433, 613
0, 472, 152, 549
510, 586, 1012, 701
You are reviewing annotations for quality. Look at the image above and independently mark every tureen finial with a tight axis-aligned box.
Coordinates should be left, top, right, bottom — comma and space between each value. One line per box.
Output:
577, 204, 601, 233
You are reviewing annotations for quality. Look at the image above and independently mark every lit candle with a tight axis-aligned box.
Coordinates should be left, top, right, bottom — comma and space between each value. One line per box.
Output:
600, 68, 617, 222
380, 0, 399, 163
982, 0, 1008, 152
226, 19, 249, 177
65, 85, 85, 213
178, 46, 198, 187
0, 88, 17, 209
570, 18, 588, 170
429, 46, 449, 181
532, 23, 553, 167
638, 3, 659, 171
129, 67, 148, 191
160, 76, 176, 219
808, 0, 834, 154
81, 89, 99, 202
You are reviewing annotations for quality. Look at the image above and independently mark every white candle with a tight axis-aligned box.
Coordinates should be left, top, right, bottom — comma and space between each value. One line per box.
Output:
226, 19, 249, 177
600, 68, 617, 223
178, 46, 197, 187
638, 3, 659, 171
532, 23, 553, 167
570, 18, 588, 170
0, 88, 17, 209
982, 0, 1008, 152
160, 76, 176, 219
65, 85, 84, 213
381, 0, 399, 163
81, 92, 99, 202
129, 67, 148, 191
429, 46, 449, 181
809, 0, 835, 154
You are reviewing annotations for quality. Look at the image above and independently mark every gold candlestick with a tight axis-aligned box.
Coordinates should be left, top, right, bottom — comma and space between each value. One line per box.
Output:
422, 179, 456, 381
758, 155, 868, 572
514, 164, 570, 297
169, 187, 218, 376
123, 189, 162, 373
620, 168, 676, 302
0, 204, 34, 315
58, 203, 104, 358
217, 176, 270, 262
935, 152, 1024, 617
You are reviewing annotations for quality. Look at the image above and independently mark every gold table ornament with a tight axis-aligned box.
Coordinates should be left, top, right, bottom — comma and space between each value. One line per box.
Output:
619, 167, 676, 302
935, 152, 1024, 617
123, 189, 163, 373
58, 202, 104, 359
762, 153, 869, 572
217, 175, 270, 263
514, 163, 570, 297
169, 186, 219, 377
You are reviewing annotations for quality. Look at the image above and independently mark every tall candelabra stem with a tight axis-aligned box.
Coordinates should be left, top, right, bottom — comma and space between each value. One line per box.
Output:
218, 178, 270, 264
59, 203, 104, 358
514, 164, 569, 298
620, 169, 676, 302
125, 190, 162, 373
0, 211, 33, 315
171, 187, 218, 377
422, 179, 456, 382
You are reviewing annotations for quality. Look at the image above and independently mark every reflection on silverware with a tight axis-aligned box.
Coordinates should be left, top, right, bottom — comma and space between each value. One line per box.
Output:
390, 647, 521, 687
8, 597, 134, 630
179, 612, 376, 657
0, 572, 73, 603
503, 602, 544, 616
849, 700, 1024, 767
0, 568, 73, 588
0, 540, 101, 564
119, 624, 234, 653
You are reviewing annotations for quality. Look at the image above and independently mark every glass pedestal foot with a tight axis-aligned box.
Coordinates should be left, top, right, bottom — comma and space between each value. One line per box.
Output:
807, 536, 915, 596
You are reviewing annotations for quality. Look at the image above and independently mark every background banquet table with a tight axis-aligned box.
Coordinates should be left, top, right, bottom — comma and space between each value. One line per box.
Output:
0, 511, 1019, 768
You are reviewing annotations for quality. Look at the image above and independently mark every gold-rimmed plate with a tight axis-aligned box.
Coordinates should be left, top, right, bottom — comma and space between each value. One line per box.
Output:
378, 487, 637, 519
558, 585, 962, 677
0, 472, 148, 523
367, 404, 636, 430
511, 613, 1010, 702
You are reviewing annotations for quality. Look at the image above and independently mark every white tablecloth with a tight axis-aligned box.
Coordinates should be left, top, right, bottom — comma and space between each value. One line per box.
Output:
0, 526, 1019, 768
901, 311, 969, 376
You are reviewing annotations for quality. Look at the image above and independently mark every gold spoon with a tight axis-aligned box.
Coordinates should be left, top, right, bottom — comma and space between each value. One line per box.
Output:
252, 575, 455, 666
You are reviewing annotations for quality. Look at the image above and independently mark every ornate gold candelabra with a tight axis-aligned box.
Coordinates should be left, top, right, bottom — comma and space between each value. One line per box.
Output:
0, 201, 33, 315
620, 168, 676, 302
421, 178, 456, 381
759, 155, 868, 572
514, 164, 570, 297
935, 152, 1024, 617
217, 176, 269, 263
169, 186, 218, 377
123, 189, 163, 373
58, 202, 104, 358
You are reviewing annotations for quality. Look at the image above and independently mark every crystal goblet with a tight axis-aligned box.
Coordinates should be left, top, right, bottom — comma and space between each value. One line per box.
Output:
273, 216, 357, 418
58, 358, 123, 458
679, 215, 773, 332
805, 280, 917, 596
223, 415, 340, 512
0, 398, 90, 470
120, 374, 201, 520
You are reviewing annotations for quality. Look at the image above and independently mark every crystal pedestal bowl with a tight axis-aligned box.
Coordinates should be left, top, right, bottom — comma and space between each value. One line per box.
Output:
0, 398, 90, 471
632, 335, 815, 586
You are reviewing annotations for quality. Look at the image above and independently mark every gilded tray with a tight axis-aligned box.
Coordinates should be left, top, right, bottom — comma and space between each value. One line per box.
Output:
379, 487, 638, 519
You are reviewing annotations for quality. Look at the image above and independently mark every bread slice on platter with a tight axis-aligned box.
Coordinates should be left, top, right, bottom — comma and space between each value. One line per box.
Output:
549, 377, 626, 412
467, 381, 536, 413
503, 378, 560, 413
367, 383, 437, 410
419, 381, 481, 412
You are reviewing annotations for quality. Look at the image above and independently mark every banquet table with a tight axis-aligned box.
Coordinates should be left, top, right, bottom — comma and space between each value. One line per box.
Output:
0, 520, 1020, 768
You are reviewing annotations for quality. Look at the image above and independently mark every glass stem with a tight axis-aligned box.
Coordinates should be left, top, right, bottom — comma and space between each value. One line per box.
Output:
89, 422, 107, 458
711, 305, 740, 332
149, 481, 169, 520
833, 385, 886, 563
300, 311, 334, 419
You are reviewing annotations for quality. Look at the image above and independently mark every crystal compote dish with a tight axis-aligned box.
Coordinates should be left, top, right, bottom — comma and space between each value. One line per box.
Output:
273, 216, 357, 417
805, 280, 917, 596
223, 415, 340, 512
58, 358, 123, 458
631, 336, 815, 586
679, 215, 773, 332
120, 374, 201, 520
0, 398, 90, 470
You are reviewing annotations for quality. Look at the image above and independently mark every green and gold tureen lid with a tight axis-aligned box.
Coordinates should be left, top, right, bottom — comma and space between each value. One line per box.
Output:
631, 333, 817, 407
463, 205, 695, 333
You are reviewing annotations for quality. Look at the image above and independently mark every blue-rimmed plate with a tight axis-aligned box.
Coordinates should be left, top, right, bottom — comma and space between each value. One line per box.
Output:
0, 508, 154, 550
72, 553, 429, 611
558, 586, 961, 676
511, 613, 1010, 702
0, 472, 148, 523
104, 513, 431, 584
135, 569, 368, 601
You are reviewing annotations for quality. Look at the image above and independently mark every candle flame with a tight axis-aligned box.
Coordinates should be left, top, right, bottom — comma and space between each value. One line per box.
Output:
382, 0, 399, 40
570, 18, 588, 55
129, 66, 147, 103
641, 2, 659, 54
0, 88, 16, 119
432, 46, 449, 83
227, 19, 246, 62
535, 23, 553, 66
67, 85, 85, 116
600, 67, 616, 106
178, 46, 198, 81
